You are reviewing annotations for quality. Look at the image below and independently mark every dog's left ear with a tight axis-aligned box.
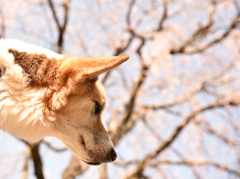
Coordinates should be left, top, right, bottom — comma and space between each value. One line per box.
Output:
60, 54, 129, 82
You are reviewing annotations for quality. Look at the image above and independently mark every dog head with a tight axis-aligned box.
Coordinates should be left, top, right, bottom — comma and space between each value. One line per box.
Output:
54, 81, 115, 165
7, 47, 129, 165
50, 55, 129, 165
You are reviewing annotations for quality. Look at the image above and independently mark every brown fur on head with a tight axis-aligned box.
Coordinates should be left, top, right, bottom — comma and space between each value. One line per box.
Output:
8, 48, 129, 165
8, 49, 60, 87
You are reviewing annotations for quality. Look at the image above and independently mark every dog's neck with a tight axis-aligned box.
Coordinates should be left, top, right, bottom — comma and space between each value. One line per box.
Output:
0, 43, 58, 142
0, 87, 55, 142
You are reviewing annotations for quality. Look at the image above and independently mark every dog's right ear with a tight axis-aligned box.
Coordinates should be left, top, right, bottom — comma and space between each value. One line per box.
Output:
47, 54, 129, 112
59, 54, 129, 82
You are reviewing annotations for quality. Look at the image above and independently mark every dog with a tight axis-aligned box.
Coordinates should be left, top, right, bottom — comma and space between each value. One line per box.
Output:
0, 39, 129, 165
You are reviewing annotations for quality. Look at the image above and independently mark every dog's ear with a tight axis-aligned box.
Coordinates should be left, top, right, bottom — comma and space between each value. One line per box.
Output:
46, 55, 129, 112
60, 54, 129, 82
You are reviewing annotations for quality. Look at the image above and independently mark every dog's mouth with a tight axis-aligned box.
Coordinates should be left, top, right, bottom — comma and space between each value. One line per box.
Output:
83, 160, 101, 165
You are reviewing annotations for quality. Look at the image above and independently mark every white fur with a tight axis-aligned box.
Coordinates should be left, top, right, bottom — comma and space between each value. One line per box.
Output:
0, 39, 56, 142
0, 39, 63, 59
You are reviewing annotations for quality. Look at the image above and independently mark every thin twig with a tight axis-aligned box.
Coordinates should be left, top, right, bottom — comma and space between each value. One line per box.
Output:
21, 145, 31, 179
40, 140, 68, 152
151, 160, 240, 176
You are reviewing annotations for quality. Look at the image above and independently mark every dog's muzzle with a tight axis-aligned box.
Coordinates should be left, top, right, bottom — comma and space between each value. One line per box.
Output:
84, 148, 117, 165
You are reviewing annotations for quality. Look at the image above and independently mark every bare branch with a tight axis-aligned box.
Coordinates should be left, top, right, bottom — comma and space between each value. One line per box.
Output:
21, 145, 31, 179
142, 81, 204, 110
168, 0, 240, 54
27, 143, 44, 179
234, 0, 240, 15
124, 98, 240, 178
183, 18, 240, 54
99, 164, 107, 179
47, 0, 61, 30
40, 140, 68, 152
101, 32, 134, 84
151, 160, 240, 176
126, 0, 137, 28
111, 62, 149, 145
62, 155, 89, 179
47, 0, 71, 53
114, 160, 138, 167
197, 121, 240, 146
156, 0, 168, 31
0, 8, 5, 38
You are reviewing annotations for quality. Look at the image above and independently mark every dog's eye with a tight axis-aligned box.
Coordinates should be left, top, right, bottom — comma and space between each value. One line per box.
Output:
94, 101, 101, 115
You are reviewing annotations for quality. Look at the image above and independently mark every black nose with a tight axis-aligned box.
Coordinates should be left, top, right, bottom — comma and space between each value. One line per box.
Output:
110, 149, 117, 161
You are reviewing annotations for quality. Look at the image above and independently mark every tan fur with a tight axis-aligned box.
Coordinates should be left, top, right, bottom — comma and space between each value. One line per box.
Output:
8, 48, 61, 87
0, 39, 129, 165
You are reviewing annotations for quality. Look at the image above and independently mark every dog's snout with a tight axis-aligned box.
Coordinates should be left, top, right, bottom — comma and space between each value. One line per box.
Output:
110, 148, 117, 161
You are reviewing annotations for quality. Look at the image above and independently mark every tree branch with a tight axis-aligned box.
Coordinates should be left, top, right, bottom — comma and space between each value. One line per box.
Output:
124, 98, 240, 178
151, 160, 240, 176
169, 1, 240, 54
21, 145, 31, 179
142, 81, 204, 110
28, 143, 44, 179
99, 164, 107, 179
101, 32, 134, 85
47, 0, 61, 30
111, 53, 149, 145
0, 8, 5, 38
156, 0, 168, 31
47, 0, 71, 53
40, 140, 68, 152
198, 121, 240, 146
101, 0, 137, 85
126, 0, 136, 28
62, 155, 89, 179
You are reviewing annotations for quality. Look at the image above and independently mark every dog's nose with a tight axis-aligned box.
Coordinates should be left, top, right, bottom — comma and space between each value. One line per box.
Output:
110, 148, 117, 161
